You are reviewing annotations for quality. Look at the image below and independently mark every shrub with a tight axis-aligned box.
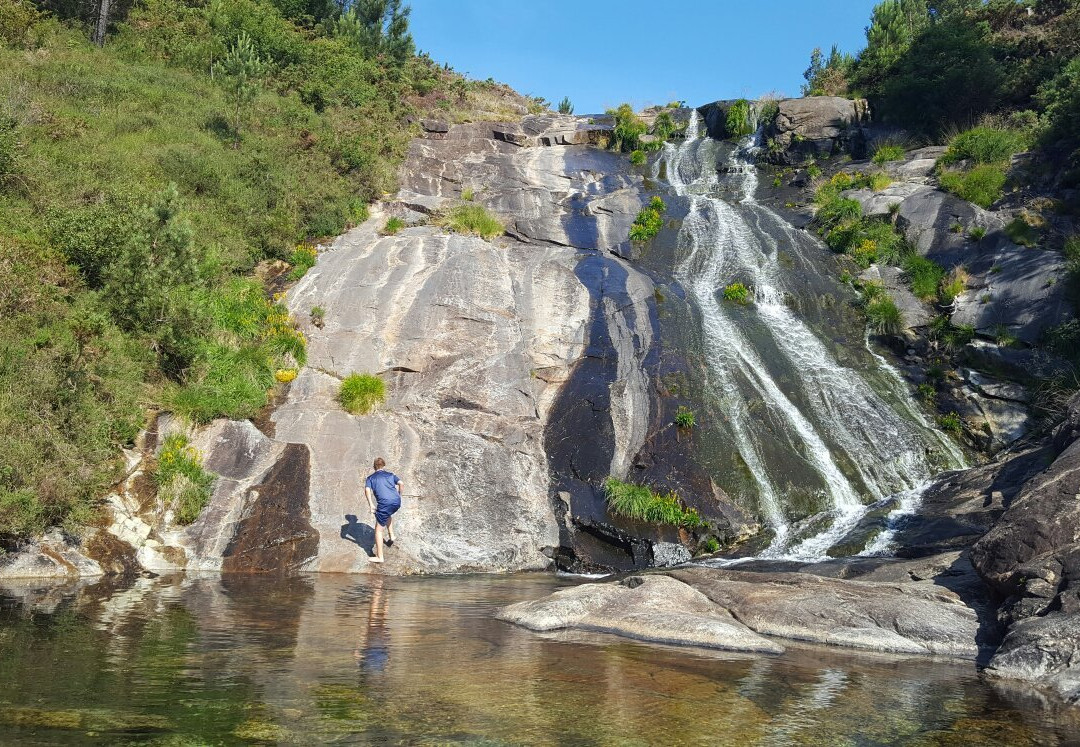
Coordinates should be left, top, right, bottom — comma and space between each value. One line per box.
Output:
903, 255, 945, 300
937, 412, 963, 435
155, 434, 215, 525
723, 282, 751, 304
629, 200, 666, 242
630, 149, 646, 166
917, 382, 937, 402
275, 368, 297, 383
339, 372, 385, 415
441, 204, 504, 240
310, 305, 325, 326
1066, 235, 1080, 271
608, 103, 647, 152
603, 478, 703, 528
969, 226, 987, 241
995, 324, 1019, 347
865, 295, 903, 334
1004, 216, 1039, 247
652, 111, 676, 140
725, 99, 753, 138
461, 188, 474, 201
816, 197, 863, 230
872, 143, 906, 164
940, 127, 1024, 166
939, 164, 1007, 208
382, 216, 405, 235
674, 406, 696, 429
698, 536, 722, 555
288, 244, 318, 280
557, 96, 573, 115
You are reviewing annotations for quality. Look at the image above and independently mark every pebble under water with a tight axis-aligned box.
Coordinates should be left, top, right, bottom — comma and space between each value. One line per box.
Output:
0, 573, 1077, 745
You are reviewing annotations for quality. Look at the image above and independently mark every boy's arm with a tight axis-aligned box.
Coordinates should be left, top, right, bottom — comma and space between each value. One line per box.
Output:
396, 475, 403, 496
365, 486, 376, 512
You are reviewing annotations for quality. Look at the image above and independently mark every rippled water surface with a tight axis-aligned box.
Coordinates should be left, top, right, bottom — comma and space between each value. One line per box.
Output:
1, 573, 1077, 745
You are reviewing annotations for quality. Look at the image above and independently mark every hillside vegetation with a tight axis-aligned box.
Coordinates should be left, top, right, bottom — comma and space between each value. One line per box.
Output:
0, 0, 524, 543
802, 0, 1080, 177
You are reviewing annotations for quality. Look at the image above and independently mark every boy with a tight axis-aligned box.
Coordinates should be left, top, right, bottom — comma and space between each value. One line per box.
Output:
364, 457, 402, 564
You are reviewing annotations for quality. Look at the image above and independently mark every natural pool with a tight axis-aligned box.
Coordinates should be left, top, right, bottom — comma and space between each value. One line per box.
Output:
0, 573, 1077, 745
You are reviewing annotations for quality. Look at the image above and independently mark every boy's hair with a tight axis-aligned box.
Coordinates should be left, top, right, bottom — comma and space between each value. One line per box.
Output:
373, 457, 386, 470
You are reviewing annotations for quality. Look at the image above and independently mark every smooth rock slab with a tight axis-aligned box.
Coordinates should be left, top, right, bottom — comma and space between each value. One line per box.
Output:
498, 574, 783, 653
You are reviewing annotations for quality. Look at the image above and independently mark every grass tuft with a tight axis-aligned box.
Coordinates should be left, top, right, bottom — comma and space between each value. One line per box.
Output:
339, 373, 386, 415
440, 204, 504, 240
723, 282, 751, 304
939, 164, 1007, 208
674, 406, 696, 429
603, 478, 703, 528
871, 143, 906, 164
382, 217, 406, 236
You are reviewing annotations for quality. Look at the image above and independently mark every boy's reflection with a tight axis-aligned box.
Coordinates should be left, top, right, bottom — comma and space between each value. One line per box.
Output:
353, 578, 390, 673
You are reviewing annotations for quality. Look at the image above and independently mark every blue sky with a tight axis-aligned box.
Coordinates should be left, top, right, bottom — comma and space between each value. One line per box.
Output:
408, 1, 879, 114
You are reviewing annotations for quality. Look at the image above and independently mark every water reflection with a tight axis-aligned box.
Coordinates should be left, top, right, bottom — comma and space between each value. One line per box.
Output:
0, 573, 1076, 745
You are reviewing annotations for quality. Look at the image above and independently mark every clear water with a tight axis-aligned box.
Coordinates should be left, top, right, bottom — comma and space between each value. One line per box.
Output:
1, 573, 1077, 745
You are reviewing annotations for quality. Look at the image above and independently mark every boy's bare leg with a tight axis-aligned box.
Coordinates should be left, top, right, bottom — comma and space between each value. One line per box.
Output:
371, 523, 385, 562
387, 516, 395, 543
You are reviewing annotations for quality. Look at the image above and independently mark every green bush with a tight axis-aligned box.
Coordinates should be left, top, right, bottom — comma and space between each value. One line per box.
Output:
698, 536, 721, 555
725, 99, 754, 138
937, 412, 963, 435
723, 282, 751, 304
607, 103, 647, 152
674, 406, 696, 429
903, 255, 945, 300
869, 172, 892, 191
939, 164, 1007, 208
970, 226, 987, 241
630, 149, 646, 166
441, 204, 504, 240
382, 216, 405, 235
155, 434, 215, 525
603, 478, 703, 528
872, 143, 906, 164
339, 372, 386, 415
940, 127, 1024, 166
629, 200, 666, 242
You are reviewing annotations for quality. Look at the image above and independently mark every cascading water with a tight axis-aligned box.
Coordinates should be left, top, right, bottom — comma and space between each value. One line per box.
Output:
664, 112, 964, 560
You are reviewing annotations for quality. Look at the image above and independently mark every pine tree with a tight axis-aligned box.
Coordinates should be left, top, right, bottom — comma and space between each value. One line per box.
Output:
215, 32, 268, 144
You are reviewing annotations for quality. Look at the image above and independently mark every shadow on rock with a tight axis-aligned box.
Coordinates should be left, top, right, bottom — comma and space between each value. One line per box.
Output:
341, 515, 375, 555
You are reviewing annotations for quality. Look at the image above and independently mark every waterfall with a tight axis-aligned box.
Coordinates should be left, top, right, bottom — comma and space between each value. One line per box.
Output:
665, 112, 961, 560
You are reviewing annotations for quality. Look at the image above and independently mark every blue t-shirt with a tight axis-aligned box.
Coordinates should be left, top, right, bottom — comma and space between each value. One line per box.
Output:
365, 470, 401, 506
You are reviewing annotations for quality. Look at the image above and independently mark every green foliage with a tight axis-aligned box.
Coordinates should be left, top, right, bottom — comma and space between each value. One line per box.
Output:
940, 127, 1024, 166
603, 478, 703, 528
969, 226, 987, 241
869, 171, 892, 191
723, 282, 751, 305
339, 372, 386, 415
331, 0, 414, 64
872, 143, 906, 164
937, 411, 963, 435
287, 244, 317, 280
460, 187, 474, 201
939, 267, 968, 305
865, 294, 903, 335
382, 216, 405, 235
0, 115, 17, 184
1004, 216, 1039, 247
557, 96, 573, 115
699, 535, 721, 555
917, 382, 937, 403
939, 164, 1007, 208
725, 99, 754, 138
802, 44, 853, 97
674, 406, 696, 429
0, 0, 42, 49
441, 204, 504, 240
902, 254, 945, 300
607, 103, 647, 153
629, 149, 646, 166
154, 434, 215, 525
629, 199, 666, 242
215, 31, 269, 143
653, 110, 676, 140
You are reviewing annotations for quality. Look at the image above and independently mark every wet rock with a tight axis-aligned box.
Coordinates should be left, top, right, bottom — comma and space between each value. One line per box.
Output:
497, 574, 784, 653
651, 542, 691, 567
988, 611, 1080, 704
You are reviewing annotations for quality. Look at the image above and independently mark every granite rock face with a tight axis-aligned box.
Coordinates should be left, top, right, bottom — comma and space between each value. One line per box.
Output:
500, 565, 981, 658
